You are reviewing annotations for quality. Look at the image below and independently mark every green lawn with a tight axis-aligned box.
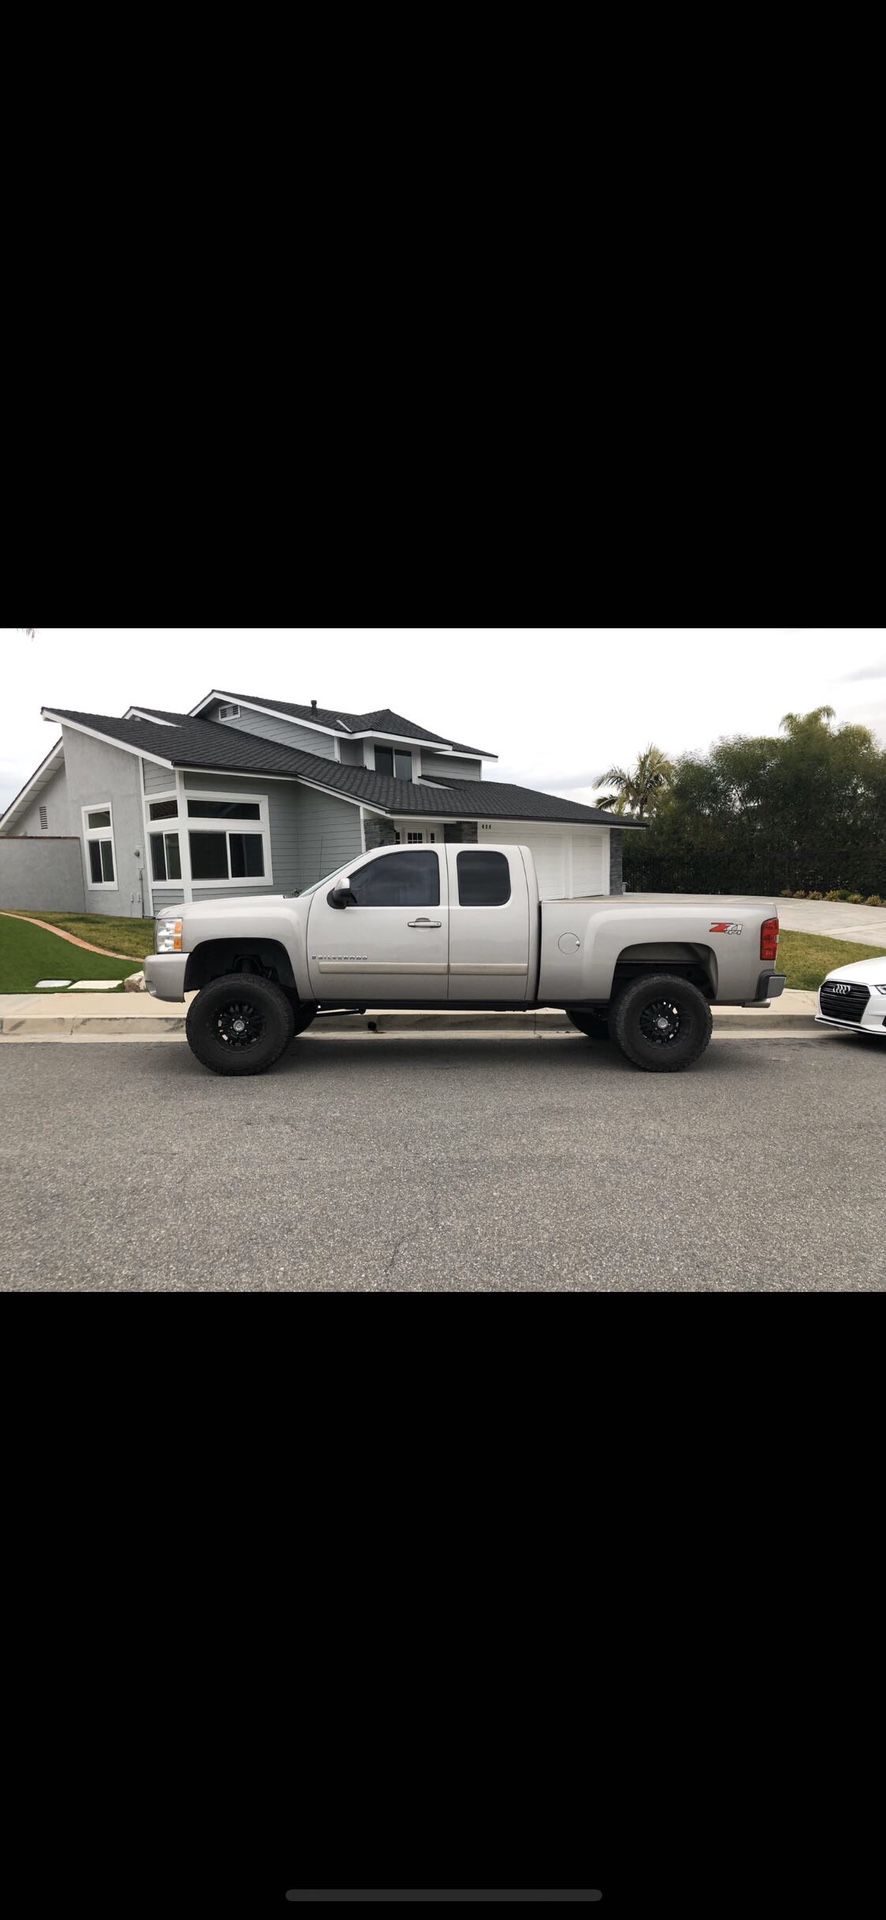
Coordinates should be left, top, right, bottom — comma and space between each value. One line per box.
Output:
11, 912, 155, 961
777, 929, 884, 990
0, 916, 141, 992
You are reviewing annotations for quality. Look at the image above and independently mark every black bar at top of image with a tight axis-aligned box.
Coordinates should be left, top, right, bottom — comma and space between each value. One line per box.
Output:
285, 1897, 603, 1905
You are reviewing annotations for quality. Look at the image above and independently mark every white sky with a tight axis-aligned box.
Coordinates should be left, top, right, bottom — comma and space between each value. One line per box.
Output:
2, 627, 885, 814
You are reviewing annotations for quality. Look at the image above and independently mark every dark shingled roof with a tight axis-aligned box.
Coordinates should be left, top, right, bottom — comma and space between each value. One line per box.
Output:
202, 694, 495, 759
43, 708, 643, 828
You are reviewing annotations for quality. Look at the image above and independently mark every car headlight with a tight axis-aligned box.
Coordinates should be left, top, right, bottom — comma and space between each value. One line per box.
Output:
874, 985, 886, 994
155, 917, 183, 953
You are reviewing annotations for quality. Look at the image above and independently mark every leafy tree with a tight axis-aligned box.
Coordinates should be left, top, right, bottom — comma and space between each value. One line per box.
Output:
622, 708, 886, 894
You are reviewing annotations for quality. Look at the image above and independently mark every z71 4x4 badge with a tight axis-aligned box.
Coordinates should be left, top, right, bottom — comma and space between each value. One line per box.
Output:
709, 921, 743, 934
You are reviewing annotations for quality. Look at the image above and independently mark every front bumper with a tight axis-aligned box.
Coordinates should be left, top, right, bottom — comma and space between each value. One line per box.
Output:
741, 972, 787, 1007
815, 1012, 886, 1037
144, 953, 189, 1001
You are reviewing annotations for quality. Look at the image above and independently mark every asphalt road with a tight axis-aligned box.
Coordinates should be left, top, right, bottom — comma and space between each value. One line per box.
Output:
1, 1032, 883, 1290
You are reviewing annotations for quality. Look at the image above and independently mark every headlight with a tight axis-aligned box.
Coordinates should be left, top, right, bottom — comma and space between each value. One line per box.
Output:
156, 917, 183, 953
874, 985, 886, 994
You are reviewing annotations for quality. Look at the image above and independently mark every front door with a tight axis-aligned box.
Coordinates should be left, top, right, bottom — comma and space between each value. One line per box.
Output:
306, 846, 449, 1003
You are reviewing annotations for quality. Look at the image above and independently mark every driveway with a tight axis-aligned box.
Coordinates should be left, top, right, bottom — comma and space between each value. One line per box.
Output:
1, 1033, 883, 1290
776, 898, 886, 945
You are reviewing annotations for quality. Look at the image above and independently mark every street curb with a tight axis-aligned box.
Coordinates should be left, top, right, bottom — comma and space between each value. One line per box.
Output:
0, 1009, 820, 1038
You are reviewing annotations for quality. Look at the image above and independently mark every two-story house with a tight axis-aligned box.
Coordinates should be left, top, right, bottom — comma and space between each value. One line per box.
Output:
0, 691, 644, 914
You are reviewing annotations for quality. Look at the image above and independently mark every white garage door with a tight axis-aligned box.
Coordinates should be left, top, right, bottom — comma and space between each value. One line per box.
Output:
478, 823, 607, 898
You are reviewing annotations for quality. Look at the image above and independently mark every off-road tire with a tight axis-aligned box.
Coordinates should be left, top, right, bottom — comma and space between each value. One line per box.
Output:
186, 972, 296, 1076
565, 1007, 611, 1040
611, 972, 713, 1072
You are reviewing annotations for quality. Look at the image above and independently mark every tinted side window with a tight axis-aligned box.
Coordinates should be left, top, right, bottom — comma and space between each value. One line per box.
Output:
349, 850, 440, 907
457, 850, 511, 906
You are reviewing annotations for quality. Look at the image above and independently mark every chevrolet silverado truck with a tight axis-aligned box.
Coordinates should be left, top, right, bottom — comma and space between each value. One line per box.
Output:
144, 843, 784, 1075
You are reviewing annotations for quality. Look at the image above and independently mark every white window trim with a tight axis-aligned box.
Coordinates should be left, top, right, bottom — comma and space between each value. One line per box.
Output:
82, 801, 118, 891
368, 742, 415, 782
149, 829, 184, 886
184, 789, 273, 888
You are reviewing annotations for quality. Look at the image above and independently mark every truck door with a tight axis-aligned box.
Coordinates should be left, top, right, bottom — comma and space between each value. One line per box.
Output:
306, 846, 449, 1002
446, 846, 530, 1002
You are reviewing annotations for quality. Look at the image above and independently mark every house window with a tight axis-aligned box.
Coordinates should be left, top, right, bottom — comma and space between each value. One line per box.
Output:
457, 849, 511, 906
374, 747, 413, 782
187, 798, 261, 819
149, 798, 178, 821
39, 804, 48, 830
406, 831, 423, 844
150, 832, 182, 882
189, 831, 265, 881
82, 803, 117, 888
217, 704, 241, 720
348, 850, 440, 907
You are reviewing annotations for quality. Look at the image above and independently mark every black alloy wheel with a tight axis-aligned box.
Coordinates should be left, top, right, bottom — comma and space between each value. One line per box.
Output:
611, 972, 713, 1072
186, 972, 296, 1075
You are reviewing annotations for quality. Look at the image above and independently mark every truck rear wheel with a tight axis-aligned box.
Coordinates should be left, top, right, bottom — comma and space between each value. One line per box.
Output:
186, 972, 296, 1076
565, 1008, 611, 1040
611, 972, 713, 1072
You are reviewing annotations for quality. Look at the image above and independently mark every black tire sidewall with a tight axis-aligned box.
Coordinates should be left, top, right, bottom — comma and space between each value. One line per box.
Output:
186, 973, 296, 1075
612, 974, 713, 1071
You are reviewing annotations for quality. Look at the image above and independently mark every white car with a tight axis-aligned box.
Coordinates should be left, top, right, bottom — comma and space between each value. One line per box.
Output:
816, 955, 886, 1038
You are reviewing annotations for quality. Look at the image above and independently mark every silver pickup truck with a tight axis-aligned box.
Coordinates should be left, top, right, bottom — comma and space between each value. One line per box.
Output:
145, 843, 784, 1075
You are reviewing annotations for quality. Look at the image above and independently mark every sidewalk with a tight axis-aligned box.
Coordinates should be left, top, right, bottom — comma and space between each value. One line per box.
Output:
0, 990, 820, 1038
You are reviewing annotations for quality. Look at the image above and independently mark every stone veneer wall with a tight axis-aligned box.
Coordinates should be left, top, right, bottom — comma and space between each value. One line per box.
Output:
363, 817, 398, 851
609, 831, 624, 894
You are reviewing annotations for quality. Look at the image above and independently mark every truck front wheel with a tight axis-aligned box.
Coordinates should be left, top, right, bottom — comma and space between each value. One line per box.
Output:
611, 973, 713, 1072
186, 972, 296, 1075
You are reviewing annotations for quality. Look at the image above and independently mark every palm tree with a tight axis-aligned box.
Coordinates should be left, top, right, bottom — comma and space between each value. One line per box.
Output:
595, 744, 675, 818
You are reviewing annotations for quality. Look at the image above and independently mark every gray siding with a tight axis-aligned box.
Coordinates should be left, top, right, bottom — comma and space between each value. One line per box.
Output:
183, 772, 362, 892
0, 838, 85, 910
61, 727, 149, 917
421, 752, 482, 781
13, 762, 75, 836
338, 738, 365, 766
143, 758, 176, 796
150, 887, 184, 910
210, 702, 337, 759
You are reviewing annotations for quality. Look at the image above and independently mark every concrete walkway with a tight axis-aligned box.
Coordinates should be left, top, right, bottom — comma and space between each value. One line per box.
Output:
775, 899, 886, 945
0, 991, 820, 1038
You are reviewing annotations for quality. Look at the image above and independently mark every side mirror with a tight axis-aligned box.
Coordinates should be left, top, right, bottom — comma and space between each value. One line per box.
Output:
328, 883, 356, 909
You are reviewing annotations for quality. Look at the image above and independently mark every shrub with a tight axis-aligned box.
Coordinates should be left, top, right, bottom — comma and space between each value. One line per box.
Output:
781, 888, 794, 897
793, 889, 807, 898
864, 895, 883, 908
809, 890, 823, 901
825, 890, 842, 902
846, 893, 864, 904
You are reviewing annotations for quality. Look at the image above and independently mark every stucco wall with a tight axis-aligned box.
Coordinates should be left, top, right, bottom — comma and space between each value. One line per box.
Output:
61, 727, 148, 917
13, 762, 75, 837
0, 838, 85, 910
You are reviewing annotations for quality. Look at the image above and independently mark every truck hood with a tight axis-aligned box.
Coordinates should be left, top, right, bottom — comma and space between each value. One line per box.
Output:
169, 894, 292, 931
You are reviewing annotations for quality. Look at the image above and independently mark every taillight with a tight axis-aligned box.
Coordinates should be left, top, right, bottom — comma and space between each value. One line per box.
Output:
760, 917, 779, 963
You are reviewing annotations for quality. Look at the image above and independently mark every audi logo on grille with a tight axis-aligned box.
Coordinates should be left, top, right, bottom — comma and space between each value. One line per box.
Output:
828, 982, 852, 994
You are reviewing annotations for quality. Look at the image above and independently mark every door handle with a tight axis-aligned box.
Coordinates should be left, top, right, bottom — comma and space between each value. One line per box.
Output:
407, 918, 442, 928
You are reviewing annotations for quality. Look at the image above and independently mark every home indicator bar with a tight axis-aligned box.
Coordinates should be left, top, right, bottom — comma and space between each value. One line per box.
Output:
285, 1897, 603, 1905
